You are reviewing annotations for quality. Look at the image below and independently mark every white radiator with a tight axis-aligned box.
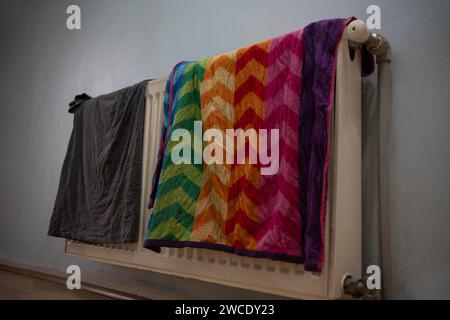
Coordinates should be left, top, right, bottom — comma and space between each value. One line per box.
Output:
66, 31, 362, 299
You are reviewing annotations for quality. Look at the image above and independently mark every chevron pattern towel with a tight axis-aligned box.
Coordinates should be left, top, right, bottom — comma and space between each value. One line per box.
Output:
145, 18, 353, 272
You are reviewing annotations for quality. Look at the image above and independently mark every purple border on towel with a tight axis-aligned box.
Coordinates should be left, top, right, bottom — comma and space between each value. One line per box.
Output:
144, 239, 305, 264
299, 18, 353, 271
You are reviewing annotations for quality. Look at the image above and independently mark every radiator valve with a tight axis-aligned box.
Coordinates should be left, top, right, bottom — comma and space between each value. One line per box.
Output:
342, 274, 379, 299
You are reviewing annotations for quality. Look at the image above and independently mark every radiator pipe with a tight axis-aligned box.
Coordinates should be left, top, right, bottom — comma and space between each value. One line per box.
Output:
346, 20, 392, 299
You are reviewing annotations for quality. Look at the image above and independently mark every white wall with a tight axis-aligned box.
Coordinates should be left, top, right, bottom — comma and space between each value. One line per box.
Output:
0, 0, 449, 299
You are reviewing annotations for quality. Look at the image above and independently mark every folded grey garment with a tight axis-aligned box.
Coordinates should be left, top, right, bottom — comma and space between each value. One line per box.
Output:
48, 80, 148, 243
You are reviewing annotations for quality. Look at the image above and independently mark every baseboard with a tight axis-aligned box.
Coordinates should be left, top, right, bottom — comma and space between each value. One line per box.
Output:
0, 261, 145, 300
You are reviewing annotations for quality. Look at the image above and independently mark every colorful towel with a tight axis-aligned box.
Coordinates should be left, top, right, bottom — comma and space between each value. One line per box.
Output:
145, 18, 354, 271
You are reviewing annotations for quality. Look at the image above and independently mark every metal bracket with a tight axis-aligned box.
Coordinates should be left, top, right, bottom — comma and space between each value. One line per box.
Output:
342, 274, 380, 299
